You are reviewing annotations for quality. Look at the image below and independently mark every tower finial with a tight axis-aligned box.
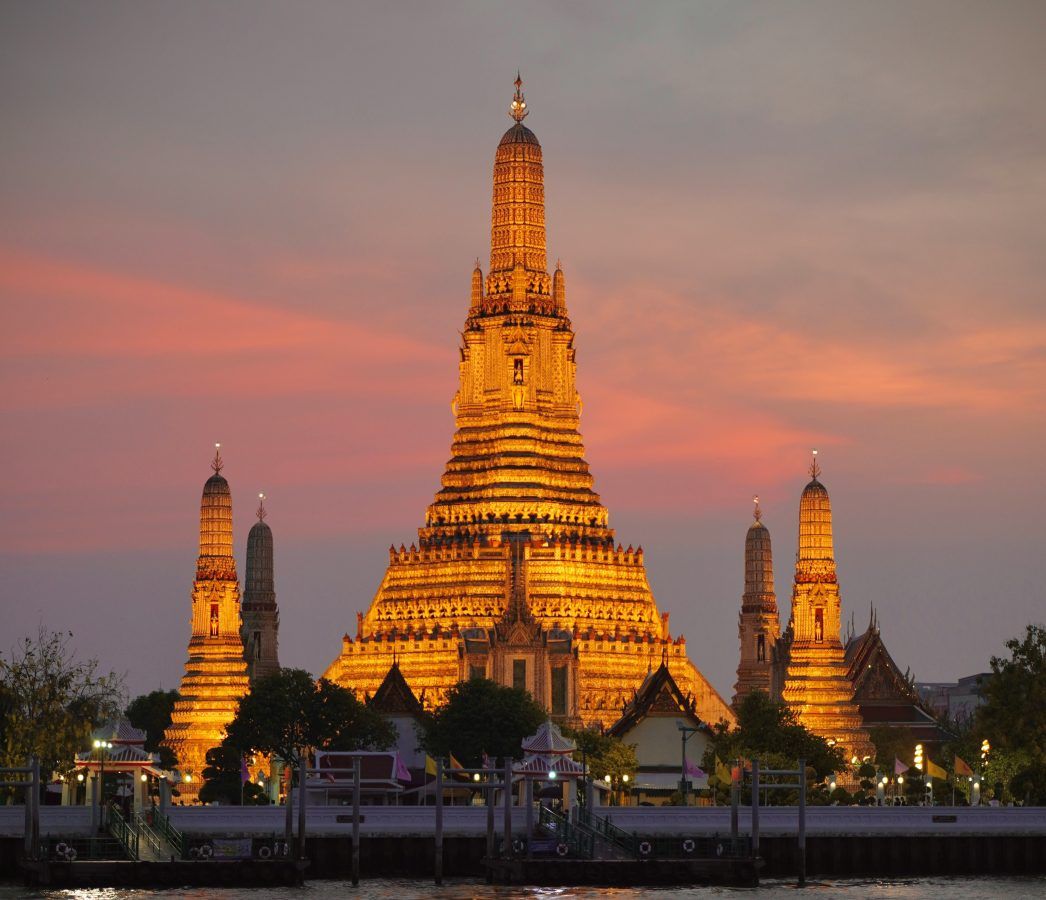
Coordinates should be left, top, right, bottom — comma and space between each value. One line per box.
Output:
809, 448, 821, 481
257, 492, 267, 522
753, 494, 762, 522
212, 442, 223, 474
509, 71, 528, 122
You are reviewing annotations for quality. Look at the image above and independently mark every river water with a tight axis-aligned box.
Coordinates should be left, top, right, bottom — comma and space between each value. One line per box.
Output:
2, 878, 1045, 899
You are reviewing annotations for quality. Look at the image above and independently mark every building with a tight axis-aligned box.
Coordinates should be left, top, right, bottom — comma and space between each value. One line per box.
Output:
163, 445, 250, 799
241, 493, 280, 683
916, 673, 991, 723
732, 497, 780, 706
323, 77, 731, 730
366, 661, 428, 782
735, 453, 949, 762
768, 453, 874, 763
608, 660, 713, 805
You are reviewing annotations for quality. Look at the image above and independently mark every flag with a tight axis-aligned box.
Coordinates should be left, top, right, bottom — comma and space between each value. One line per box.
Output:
926, 758, 947, 779
954, 756, 973, 777
425, 755, 437, 776
240, 757, 250, 785
730, 765, 741, 783
894, 758, 909, 776
449, 753, 463, 770
715, 757, 731, 785
684, 758, 705, 779
394, 752, 412, 784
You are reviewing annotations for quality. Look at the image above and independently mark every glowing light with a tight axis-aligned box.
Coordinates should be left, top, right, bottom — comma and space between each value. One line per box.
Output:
548, 771, 557, 780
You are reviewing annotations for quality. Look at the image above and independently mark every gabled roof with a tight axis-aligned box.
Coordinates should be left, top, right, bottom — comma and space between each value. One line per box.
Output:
607, 661, 711, 739
368, 662, 425, 717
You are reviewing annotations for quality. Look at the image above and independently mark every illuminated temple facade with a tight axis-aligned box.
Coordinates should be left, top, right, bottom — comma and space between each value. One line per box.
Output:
163, 447, 251, 796
323, 79, 732, 729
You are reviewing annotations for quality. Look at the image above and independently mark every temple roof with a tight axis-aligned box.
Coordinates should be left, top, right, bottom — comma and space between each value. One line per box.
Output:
499, 122, 540, 146
520, 720, 576, 755
608, 661, 710, 738
368, 661, 425, 717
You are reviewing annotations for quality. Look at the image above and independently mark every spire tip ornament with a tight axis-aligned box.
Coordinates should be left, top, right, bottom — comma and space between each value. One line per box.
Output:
509, 71, 528, 122
753, 494, 762, 522
212, 442, 223, 474
809, 448, 821, 481
257, 492, 267, 522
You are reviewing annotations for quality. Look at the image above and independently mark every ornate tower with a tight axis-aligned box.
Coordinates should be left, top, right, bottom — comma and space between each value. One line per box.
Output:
324, 77, 732, 729
777, 452, 872, 761
732, 496, 780, 706
163, 445, 250, 797
241, 493, 280, 683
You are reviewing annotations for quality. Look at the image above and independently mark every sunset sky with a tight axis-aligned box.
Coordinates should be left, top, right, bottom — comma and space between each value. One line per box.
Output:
2, 2, 1044, 704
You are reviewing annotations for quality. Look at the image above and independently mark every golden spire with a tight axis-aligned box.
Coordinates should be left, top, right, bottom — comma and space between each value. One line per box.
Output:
257, 492, 267, 522
510, 71, 528, 122
809, 448, 821, 481
753, 494, 762, 523
212, 442, 223, 474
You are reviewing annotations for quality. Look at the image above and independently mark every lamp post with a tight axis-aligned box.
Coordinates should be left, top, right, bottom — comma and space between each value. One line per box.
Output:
93, 739, 112, 831
622, 773, 630, 807
677, 722, 702, 807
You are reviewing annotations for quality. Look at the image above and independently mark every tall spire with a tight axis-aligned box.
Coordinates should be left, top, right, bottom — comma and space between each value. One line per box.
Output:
199, 444, 234, 572
242, 492, 280, 683
733, 499, 779, 707
797, 450, 835, 579
485, 73, 549, 305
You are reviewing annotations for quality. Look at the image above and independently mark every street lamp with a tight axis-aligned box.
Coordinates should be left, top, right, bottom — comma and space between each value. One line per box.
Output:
622, 773, 630, 807
93, 739, 113, 831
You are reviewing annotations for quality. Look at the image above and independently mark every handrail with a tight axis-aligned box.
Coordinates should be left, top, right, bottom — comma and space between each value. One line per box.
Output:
578, 807, 638, 856
151, 804, 185, 858
107, 804, 139, 860
133, 810, 166, 859
537, 805, 594, 859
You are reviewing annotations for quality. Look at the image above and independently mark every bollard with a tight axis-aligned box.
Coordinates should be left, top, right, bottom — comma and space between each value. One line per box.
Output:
352, 758, 360, 887
751, 758, 760, 860
503, 759, 513, 857
434, 760, 444, 885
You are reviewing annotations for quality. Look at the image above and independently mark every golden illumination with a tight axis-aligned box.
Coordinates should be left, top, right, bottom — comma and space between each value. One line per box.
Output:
162, 449, 250, 800
323, 80, 732, 729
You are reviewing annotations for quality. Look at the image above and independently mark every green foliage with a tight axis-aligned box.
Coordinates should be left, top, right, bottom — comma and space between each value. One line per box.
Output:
198, 738, 266, 805
420, 678, 547, 766
225, 669, 395, 767
126, 689, 179, 769
868, 725, 912, 772
702, 691, 844, 787
0, 629, 124, 782
561, 726, 637, 781
977, 624, 1046, 763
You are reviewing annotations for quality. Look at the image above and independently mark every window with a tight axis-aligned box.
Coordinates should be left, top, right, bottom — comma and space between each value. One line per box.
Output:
470, 664, 485, 681
814, 608, 824, 642
757, 634, 766, 662
551, 667, 567, 716
253, 631, 262, 659
512, 659, 526, 692
209, 603, 219, 637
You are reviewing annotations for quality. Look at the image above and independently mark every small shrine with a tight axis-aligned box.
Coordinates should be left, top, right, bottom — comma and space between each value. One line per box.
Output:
70, 721, 166, 812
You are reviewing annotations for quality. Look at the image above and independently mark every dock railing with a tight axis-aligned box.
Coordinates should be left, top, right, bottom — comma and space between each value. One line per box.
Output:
106, 804, 139, 860
538, 804, 594, 858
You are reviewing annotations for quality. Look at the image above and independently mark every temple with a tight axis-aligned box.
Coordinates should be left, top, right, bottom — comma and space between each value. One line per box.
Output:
163, 445, 250, 797
241, 492, 280, 682
732, 496, 780, 706
324, 77, 732, 729
768, 452, 874, 763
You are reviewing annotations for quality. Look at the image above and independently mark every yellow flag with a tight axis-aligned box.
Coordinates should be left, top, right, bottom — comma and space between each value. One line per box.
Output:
954, 756, 973, 777
449, 753, 463, 770
715, 756, 731, 785
926, 758, 947, 779
425, 755, 437, 776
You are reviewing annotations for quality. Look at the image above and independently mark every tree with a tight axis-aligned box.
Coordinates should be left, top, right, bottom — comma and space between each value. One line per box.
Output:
0, 629, 124, 783
198, 738, 266, 806
420, 678, 547, 767
977, 624, 1046, 764
702, 691, 844, 784
561, 727, 637, 782
868, 725, 912, 773
225, 669, 395, 767
126, 689, 179, 769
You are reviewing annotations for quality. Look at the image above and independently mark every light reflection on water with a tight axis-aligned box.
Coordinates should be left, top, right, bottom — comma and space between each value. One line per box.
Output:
1, 877, 1045, 900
